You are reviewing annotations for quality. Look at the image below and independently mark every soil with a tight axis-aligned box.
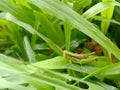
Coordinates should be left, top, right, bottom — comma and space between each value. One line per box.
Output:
77, 40, 103, 56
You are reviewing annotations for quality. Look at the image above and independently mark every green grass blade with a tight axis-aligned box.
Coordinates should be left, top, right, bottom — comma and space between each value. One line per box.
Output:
39, 13, 64, 46
0, 77, 34, 90
64, 20, 72, 51
31, 11, 40, 50
0, 0, 34, 26
24, 36, 36, 63
73, 0, 92, 13
101, 0, 115, 34
31, 56, 69, 69
81, 62, 120, 80
83, 2, 116, 19
92, 16, 120, 25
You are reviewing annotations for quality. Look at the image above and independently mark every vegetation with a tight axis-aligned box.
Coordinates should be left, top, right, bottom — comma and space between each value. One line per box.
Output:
0, 0, 120, 90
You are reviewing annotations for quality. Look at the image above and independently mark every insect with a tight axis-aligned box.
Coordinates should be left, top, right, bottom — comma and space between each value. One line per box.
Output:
63, 50, 98, 64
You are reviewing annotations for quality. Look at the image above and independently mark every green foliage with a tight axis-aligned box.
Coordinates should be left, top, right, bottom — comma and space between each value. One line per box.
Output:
0, 0, 120, 90
101, 0, 115, 34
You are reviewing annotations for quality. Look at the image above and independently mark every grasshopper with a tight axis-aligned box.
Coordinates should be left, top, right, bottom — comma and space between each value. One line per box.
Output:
63, 50, 98, 64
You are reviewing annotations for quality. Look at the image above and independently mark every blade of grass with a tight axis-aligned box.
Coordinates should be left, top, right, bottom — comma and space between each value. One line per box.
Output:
92, 16, 120, 25
31, 11, 40, 50
24, 36, 36, 63
0, 0, 34, 26
73, 0, 92, 13
101, 0, 115, 34
83, 1, 116, 19
39, 13, 64, 46
64, 20, 73, 51
80, 62, 120, 80
0, 77, 34, 90
31, 56, 69, 69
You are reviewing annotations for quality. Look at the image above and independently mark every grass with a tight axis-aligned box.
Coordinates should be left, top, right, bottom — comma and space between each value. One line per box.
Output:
0, 0, 120, 90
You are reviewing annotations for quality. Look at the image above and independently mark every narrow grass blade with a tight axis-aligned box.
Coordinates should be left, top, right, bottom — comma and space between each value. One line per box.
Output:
81, 62, 120, 80
101, 0, 115, 34
24, 36, 36, 63
93, 16, 120, 25
39, 13, 64, 46
31, 56, 69, 69
0, 0, 34, 26
0, 77, 34, 90
64, 20, 73, 51
83, 1, 116, 19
